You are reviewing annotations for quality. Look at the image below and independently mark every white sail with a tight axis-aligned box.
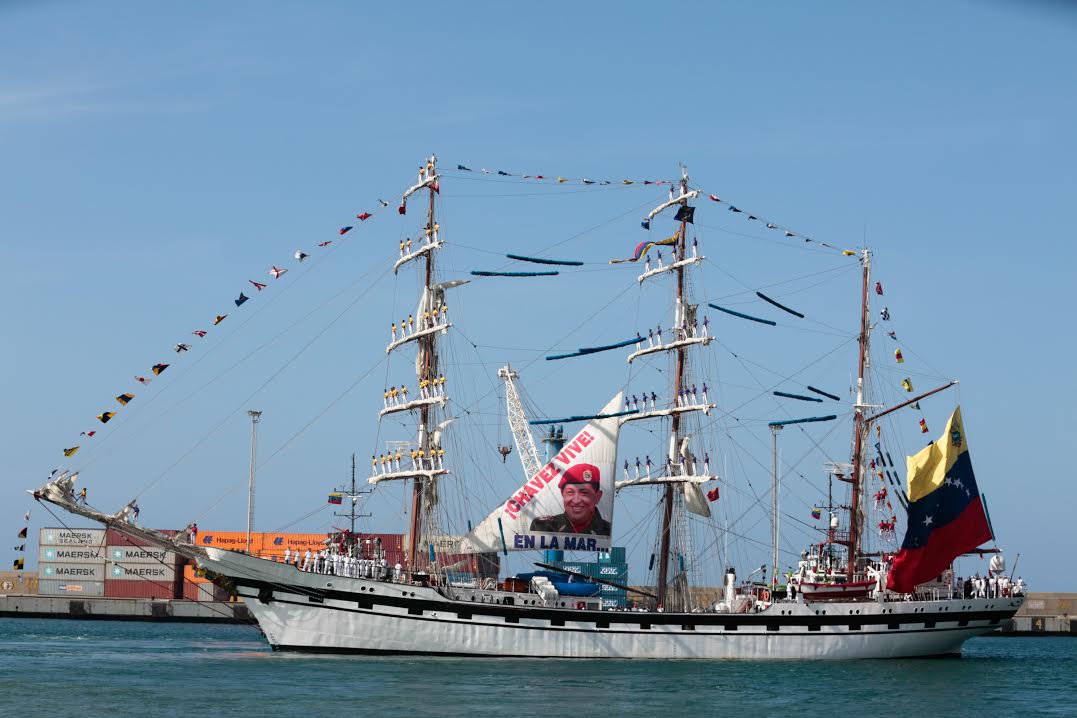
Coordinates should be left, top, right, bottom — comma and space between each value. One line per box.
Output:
460, 393, 622, 554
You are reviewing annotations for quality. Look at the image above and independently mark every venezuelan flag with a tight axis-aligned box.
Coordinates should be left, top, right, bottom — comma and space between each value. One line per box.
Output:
327, 493, 343, 505
886, 407, 992, 593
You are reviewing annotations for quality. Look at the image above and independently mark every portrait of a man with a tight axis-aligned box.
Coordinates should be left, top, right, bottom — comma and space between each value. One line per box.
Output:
529, 462, 611, 535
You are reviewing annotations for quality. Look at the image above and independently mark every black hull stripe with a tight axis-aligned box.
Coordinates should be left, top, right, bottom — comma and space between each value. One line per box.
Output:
252, 594, 1011, 638
234, 578, 1019, 629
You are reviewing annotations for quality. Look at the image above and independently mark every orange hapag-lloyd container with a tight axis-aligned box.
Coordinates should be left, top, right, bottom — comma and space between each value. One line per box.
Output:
194, 531, 263, 554
256, 533, 329, 562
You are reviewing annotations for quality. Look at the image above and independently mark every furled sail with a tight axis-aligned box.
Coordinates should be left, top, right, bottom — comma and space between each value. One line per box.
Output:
460, 393, 622, 554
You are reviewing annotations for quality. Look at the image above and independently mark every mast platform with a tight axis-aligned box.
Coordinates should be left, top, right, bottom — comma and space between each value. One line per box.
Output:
367, 467, 449, 486
615, 473, 714, 490
627, 335, 712, 364
393, 239, 442, 274
386, 323, 451, 355
619, 403, 714, 424
638, 256, 703, 284
379, 395, 447, 419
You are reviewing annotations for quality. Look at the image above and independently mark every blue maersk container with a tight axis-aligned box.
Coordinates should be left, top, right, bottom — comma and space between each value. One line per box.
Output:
549, 549, 629, 608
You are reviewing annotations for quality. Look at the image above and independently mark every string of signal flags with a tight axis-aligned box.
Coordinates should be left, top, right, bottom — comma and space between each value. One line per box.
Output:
12, 509, 29, 572
51, 159, 885, 467
443, 161, 858, 257
54, 189, 402, 467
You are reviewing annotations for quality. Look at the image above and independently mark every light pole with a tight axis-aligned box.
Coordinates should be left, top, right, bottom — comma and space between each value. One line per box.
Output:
770, 424, 782, 589
246, 410, 262, 554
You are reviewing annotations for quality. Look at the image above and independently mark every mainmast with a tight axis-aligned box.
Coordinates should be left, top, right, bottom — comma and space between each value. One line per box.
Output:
657, 168, 691, 608
846, 248, 872, 578
615, 166, 714, 611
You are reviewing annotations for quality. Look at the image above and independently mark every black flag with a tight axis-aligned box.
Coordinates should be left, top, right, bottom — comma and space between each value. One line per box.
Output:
674, 205, 695, 224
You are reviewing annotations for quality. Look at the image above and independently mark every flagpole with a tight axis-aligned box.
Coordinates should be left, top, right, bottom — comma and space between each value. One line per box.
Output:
771, 424, 783, 589
246, 410, 262, 554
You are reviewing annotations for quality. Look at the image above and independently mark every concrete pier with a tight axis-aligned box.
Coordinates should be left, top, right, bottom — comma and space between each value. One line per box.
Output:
0, 594, 253, 623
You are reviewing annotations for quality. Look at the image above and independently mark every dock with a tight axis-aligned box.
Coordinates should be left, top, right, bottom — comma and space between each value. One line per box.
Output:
0, 593, 253, 623
996, 592, 1075, 636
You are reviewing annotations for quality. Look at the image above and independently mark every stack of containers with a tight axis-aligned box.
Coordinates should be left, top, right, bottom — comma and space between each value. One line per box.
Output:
103, 528, 182, 599
551, 547, 629, 608
38, 528, 107, 596
191, 531, 408, 564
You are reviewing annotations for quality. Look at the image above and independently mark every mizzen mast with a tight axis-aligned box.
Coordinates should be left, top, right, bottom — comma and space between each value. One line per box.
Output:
846, 248, 871, 578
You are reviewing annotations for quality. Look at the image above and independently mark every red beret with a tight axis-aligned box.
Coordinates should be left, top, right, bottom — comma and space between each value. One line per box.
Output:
558, 462, 601, 491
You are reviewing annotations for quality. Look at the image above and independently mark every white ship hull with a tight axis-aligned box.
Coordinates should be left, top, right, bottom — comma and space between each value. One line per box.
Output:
204, 549, 1022, 660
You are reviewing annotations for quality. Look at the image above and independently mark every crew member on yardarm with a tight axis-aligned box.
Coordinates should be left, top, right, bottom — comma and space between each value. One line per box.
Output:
529, 462, 611, 535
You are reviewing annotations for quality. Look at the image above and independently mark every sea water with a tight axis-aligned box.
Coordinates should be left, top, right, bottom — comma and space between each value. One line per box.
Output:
0, 618, 1072, 717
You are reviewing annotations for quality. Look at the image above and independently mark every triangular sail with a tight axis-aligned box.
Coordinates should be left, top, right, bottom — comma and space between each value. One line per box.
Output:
460, 393, 622, 554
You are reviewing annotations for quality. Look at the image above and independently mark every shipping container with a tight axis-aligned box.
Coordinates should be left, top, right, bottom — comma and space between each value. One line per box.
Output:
182, 564, 211, 584
39, 563, 106, 581
104, 527, 178, 546
108, 563, 176, 581
39, 545, 108, 563
601, 596, 627, 608
597, 547, 627, 564
104, 579, 177, 599
106, 545, 177, 564
38, 579, 105, 596
193, 530, 257, 552
39, 527, 105, 546
182, 580, 217, 601
257, 533, 332, 561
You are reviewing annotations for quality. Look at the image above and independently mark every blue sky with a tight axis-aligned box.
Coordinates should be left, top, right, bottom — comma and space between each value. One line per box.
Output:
2, 1, 1074, 590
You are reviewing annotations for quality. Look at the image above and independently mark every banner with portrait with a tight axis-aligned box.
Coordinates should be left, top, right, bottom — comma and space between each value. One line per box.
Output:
460, 393, 622, 554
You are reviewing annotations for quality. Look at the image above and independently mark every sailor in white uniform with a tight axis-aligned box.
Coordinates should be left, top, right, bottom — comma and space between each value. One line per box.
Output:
302, 549, 312, 572
284, 547, 291, 565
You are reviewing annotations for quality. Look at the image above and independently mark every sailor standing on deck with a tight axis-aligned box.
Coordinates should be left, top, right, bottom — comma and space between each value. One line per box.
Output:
284, 547, 291, 565
302, 549, 312, 572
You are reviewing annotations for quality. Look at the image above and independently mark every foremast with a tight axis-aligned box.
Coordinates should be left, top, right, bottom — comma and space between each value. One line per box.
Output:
371, 154, 450, 572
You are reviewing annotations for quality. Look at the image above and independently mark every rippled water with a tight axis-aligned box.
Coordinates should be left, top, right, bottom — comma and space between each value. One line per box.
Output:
0, 618, 1073, 717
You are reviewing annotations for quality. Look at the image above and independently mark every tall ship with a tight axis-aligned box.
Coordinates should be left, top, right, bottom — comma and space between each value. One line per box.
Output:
32, 155, 1023, 658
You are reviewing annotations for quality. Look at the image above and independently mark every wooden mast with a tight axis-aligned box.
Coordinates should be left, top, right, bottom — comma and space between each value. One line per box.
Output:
656, 166, 690, 609
846, 248, 871, 579
409, 154, 438, 570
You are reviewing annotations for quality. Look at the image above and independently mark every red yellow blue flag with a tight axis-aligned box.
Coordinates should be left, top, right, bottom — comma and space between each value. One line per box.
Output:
886, 407, 992, 593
